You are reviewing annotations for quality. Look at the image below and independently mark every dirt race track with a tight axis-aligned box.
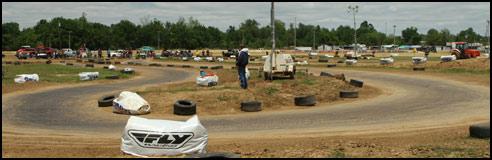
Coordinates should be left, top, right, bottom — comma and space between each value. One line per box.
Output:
2, 58, 490, 158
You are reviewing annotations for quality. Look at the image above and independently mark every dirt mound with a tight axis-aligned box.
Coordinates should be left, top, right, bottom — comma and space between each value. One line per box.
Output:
138, 69, 377, 116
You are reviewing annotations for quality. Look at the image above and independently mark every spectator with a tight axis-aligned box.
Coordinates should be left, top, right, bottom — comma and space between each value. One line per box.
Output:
425, 46, 430, 59
196, 50, 200, 57
129, 49, 133, 58
222, 51, 225, 57
202, 49, 205, 56
236, 45, 249, 89
98, 48, 102, 58
206, 49, 210, 57
107, 49, 111, 58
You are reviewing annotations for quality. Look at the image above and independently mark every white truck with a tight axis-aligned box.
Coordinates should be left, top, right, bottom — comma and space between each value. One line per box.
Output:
263, 53, 296, 80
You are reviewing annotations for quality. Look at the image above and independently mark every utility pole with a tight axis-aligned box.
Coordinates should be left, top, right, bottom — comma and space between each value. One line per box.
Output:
294, 17, 296, 57
313, 28, 316, 50
348, 5, 358, 57
58, 22, 61, 50
487, 19, 490, 53
82, 12, 88, 48
393, 25, 397, 52
68, 31, 72, 49
270, 2, 275, 80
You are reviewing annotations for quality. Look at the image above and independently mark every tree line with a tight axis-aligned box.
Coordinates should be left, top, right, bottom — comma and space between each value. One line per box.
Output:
2, 16, 489, 51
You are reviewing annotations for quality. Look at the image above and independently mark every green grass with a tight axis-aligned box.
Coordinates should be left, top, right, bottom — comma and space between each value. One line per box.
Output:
2, 64, 133, 84
301, 79, 317, 86
264, 87, 279, 95
430, 68, 490, 75
330, 151, 347, 158
412, 144, 487, 158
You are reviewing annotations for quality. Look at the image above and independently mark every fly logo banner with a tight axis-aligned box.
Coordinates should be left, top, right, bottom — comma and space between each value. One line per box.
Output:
128, 129, 194, 149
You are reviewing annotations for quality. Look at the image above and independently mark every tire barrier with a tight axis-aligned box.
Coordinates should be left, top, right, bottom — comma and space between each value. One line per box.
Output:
250, 58, 255, 61
149, 63, 161, 66
174, 100, 196, 115
96, 61, 104, 64
200, 66, 208, 69
349, 79, 363, 87
327, 64, 336, 67
103, 66, 109, 69
167, 64, 175, 67
105, 75, 120, 79
211, 66, 223, 69
182, 65, 191, 68
318, 59, 328, 62
106, 61, 111, 64
6, 61, 12, 64
240, 101, 262, 112
320, 72, 333, 77
340, 91, 358, 98
86, 64, 94, 67
337, 60, 344, 63
127, 62, 134, 65
231, 66, 237, 70
135, 63, 142, 65
59, 61, 65, 63
115, 62, 121, 64
469, 124, 490, 138
45, 60, 52, 64
413, 67, 425, 71
121, 70, 135, 74
66, 63, 73, 66
77, 59, 83, 63
98, 94, 117, 107
14, 62, 21, 65
295, 95, 316, 106
88, 59, 95, 63
185, 152, 240, 158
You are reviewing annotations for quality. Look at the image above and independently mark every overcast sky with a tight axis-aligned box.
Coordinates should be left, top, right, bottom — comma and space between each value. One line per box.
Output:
2, 2, 490, 36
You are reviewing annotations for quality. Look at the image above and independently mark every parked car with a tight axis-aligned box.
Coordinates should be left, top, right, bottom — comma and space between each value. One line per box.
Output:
36, 47, 54, 59
137, 46, 154, 59
16, 47, 35, 59
62, 48, 74, 57
111, 49, 126, 57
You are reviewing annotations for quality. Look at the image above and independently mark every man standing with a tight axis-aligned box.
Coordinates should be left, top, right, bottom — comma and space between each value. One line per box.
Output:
425, 46, 430, 59
236, 45, 249, 89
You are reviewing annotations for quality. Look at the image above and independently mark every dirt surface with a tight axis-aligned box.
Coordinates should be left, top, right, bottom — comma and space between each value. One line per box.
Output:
2, 52, 490, 158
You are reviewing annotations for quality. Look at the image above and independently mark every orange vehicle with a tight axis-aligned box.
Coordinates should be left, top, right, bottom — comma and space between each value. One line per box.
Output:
450, 42, 481, 59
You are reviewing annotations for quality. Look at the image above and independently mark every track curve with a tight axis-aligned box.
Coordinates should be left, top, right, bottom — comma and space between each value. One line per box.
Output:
2, 62, 490, 136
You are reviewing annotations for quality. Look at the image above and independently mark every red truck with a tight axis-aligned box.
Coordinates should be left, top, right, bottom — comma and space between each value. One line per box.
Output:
16, 46, 36, 59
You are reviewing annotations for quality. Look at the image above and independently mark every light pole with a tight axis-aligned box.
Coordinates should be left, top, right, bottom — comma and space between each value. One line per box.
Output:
294, 16, 296, 57
68, 31, 72, 49
393, 25, 396, 45
313, 27, 316, 50
241, 30, 245, 46
82, 12, 87, 48
270, 2, 275, 80
348, 5, 358, 56
157, 30, 161, 50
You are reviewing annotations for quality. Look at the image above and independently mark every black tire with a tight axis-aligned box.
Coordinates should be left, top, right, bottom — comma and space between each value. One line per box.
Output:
469, 124, 490, 138
149, 63, 159, 66
105, 61, 111, 64
200, 66, 208, 69
295, 95, 316, 106
105, 75, 120, 79
98, 94, 117, 107
174, 100, 196, 115
127, 62, 134, 65
167, 64, 175, 67
318, 59, 328, 62
320, 72, 333, 77
66, 63, 73, 66
349, 79, 363, 87
211, 66, 223, 69
45, 60, 52, 64
88, 59, 95, 63
135, 63, 141, 65
86, 64, 94, 67
121, 70, 135, 74
231, 66, 237, 70
185, 152, 240, 158
327, 64, 336, 67
340, 91, 358, 98
240, 101, 262, 112
337, 60, 344, 63
250, 58, 255, 61
103, 66, 109, 69
182, 65, 191, 68
413, 67, 425, 71
59, 61, 65, 63
6, 61, 12, 64
14, 62, 21, 65
115, 62, 121, 64
77, 59, 83, 62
